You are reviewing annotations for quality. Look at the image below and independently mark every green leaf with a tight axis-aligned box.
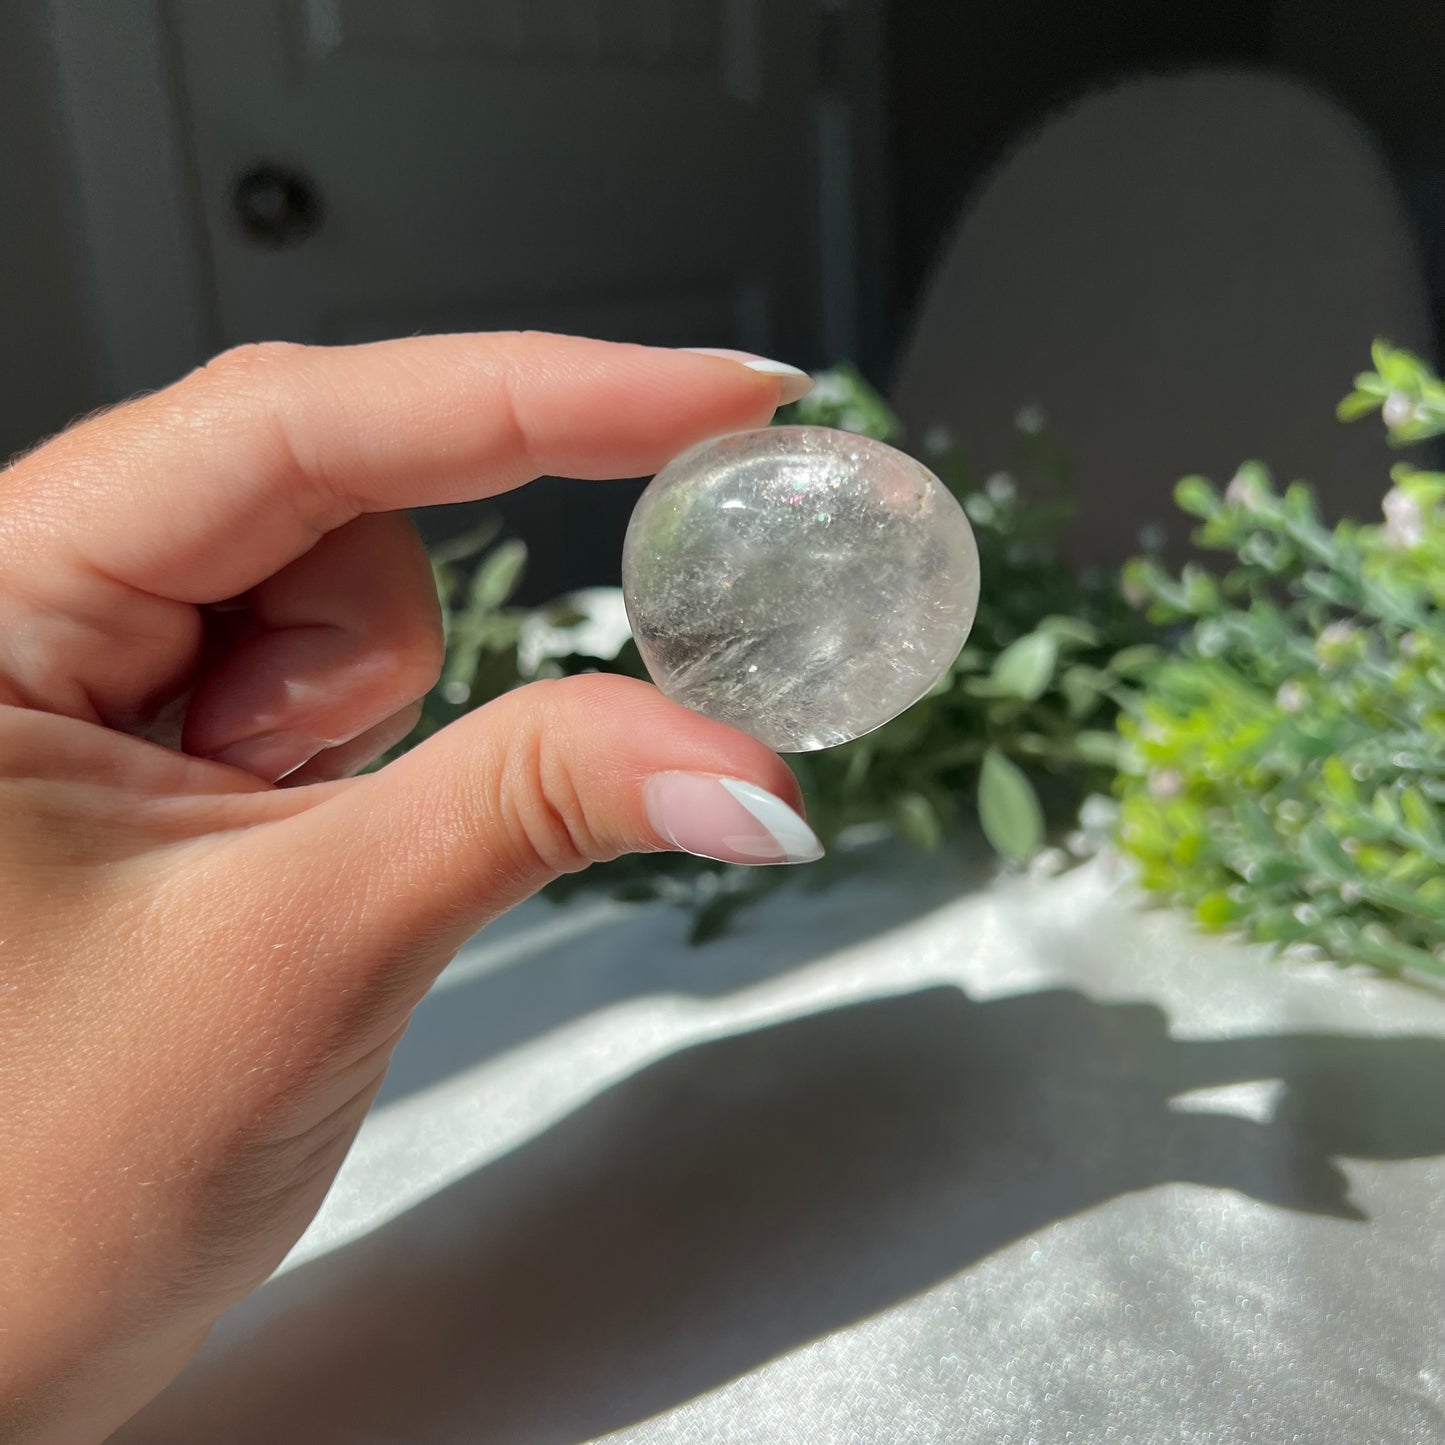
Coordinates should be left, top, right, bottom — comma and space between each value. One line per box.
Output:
1232, 798, 1279, 852
1012, 732, 1055, 757
1228, 461, 1275, 506
1299, 824, 1352, 881
1037, 615, 1102, 647
960, 675, 1011, 700
1372, 339, 1418, 389
1282, 481, 1322, 528
1350, 932, 1445, 979
1372, 788, 1404, 828
1336, 390, 1382, 423
1181, 565, 1221, 613
977, 748, 1045, 861
429, 517, 501, 567
1107, 644, 1164, 677
989, 632, 1059, 701
1195, 891, 1237, 928
1389, 462, 1445, 503
1320, 756, 1356, 805
840, 742, 873, 795
893, 791, 944, 850
469, 539, 528, 611
1074, 730, 1123, 767
1401, 787, 1444, 848
1060, 665, 1105, 719
1174, 476, 1220, 519
1234, 854, 1307, 888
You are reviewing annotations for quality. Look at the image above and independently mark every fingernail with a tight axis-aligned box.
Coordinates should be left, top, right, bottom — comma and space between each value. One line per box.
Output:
681, 347, 815, 405
644, 772, 824, 866
207, 733, 330, 784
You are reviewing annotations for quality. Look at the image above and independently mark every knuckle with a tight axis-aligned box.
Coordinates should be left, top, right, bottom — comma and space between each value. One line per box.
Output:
199, 340, 309, 387
370, 652, 440, 716
365, 627, 444, 714
400, 616, 446, 697
501, 678, 611, 876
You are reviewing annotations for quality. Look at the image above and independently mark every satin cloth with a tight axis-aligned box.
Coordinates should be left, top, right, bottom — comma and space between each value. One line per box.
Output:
117, 847, 1445, 1444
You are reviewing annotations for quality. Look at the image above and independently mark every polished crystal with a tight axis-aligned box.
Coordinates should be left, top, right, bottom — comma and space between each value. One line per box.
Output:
622, 426, 980, 752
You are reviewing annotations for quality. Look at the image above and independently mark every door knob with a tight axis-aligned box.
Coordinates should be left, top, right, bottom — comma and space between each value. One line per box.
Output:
232, 163, 323, 248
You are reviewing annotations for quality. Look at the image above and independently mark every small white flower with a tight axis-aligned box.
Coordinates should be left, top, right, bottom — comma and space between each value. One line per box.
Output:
1195, 620, 1229, 658
1028, 847, 1069, 878
1148, 768, 1184, 800
985, 472, 1017, 505
1382, 391, 1418, 430
806, 372, 852, 406
441, 680, 471, 705
1225, 471, 1264, 511
1316, 620, 1358, 656
1121, 574, 1151, 608
1382, 487, 1426, 548
1275, 680, 1308, 713
1014, 403, 1046, 435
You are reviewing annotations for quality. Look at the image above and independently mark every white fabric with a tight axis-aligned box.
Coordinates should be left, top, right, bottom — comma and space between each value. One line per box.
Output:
119, 846, 1445, 1443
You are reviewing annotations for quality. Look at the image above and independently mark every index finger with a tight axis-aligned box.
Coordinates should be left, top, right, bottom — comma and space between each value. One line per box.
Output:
4, 333, 808, 603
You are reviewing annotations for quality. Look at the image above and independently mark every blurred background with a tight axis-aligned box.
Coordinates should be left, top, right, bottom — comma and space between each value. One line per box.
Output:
4, 0, 1444, 597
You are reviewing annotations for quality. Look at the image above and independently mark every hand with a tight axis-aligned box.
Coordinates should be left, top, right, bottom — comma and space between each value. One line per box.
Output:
0, 334, 820, 1442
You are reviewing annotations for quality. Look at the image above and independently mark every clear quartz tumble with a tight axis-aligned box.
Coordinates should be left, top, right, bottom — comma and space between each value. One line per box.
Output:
622, 426, 980, 752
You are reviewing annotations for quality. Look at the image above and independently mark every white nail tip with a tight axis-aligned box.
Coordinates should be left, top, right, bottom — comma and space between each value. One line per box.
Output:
738, 358, 811, 380
717, 777, 824, 863
680, 347, 813, 398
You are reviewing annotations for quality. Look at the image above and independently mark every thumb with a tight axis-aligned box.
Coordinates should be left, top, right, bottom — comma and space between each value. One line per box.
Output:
243, 672, 821, 1006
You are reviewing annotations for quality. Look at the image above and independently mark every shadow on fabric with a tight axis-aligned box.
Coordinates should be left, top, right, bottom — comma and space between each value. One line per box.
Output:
119, 985, 1445, 1445
372, 840, 991, 1110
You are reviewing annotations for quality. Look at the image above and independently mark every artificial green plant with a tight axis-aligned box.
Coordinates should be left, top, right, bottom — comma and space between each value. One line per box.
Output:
1116, 342, 1445, 979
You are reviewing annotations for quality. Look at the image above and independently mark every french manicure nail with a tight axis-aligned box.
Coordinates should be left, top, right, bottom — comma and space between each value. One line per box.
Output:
644, 772, 824, 866
681, 347, 815, 405
207, 733, 330, 784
